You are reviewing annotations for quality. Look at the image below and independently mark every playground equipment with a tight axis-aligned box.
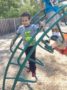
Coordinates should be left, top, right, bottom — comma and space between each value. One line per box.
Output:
2, 5, 67, 90
59, 0, 67, 25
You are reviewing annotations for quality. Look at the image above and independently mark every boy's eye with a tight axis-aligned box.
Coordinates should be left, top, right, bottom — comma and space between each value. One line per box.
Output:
22, 20, 28, 22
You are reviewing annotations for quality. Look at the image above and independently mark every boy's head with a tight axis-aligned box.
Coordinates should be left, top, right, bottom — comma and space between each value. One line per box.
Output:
21, 12, 31, 26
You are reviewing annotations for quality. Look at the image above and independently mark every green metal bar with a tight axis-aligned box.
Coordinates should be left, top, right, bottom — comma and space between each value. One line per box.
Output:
31, 9, 46, 24
34, 14, 46, 24
38, 44, 54, 53
18, 47, 24, 51
46, 34, 50, 38
10, 34, 20, 53
11, 12, 67, 90
32, 5, 67, 25
11, 62, 29, 70
11, 62, 33, 70
18, 57, 44, 67
2, 38, 23, 90
6, 76, 38, 83
28, 58, 44, 66
40, 40, 54, 53
56, 23, 64, 42
2, 5, 67, 90
10, 62, 19, 66
36, 58, 44, 66
12, 56, 44, 67
31, 10, 44, 21
18, 76, 37, 83
61, 8, 67, 25
46, 5, 67, 24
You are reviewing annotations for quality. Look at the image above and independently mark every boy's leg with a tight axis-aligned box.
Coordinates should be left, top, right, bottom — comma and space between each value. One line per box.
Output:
30, 47, 36, 76
25, 46, 36, 76
25, 47, 31, 72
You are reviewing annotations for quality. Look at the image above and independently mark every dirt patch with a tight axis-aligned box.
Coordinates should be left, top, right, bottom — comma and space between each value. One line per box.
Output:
0, 33, 67, 90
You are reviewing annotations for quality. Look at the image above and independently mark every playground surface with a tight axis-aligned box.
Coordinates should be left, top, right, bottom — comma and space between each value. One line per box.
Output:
0, 31, 67, 90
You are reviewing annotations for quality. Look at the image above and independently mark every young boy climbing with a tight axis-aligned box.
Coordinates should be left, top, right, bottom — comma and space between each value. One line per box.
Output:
11, 12, 39, 77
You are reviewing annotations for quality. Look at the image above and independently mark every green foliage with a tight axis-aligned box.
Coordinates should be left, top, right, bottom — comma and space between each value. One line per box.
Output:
0, 0, 67, 18
19, 0, 39, 16
0, 0, 20, 18
0, 0, 39, 18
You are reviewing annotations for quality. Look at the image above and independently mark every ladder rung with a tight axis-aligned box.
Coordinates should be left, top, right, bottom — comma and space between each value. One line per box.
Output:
41, 40, 50, 44
29, 58, 44, 66
10, 62, 19, 66
38, 44, 54, 53
46, 34, 50, 38
6, 76, 37, 83
6, 77, 15, 79
18, 47, 24, 51
10, 62, 29, 69
18, 76, 37, 83
10, 47, 23, 53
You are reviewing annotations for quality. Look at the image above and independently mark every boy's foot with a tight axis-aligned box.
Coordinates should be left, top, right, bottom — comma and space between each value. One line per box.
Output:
26, 68, 31, 73
32, 72, 36, 77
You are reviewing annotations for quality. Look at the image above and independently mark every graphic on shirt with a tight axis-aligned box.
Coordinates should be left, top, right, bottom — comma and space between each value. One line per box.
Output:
25, 31, 31, 41
25, 30, 35, 45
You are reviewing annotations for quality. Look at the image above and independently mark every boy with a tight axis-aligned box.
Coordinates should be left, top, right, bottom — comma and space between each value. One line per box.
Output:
11, 12, 39, 77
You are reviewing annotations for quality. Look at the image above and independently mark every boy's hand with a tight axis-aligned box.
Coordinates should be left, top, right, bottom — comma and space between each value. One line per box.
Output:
10, 34, 19, 49
39, 21, 45, 28
10, 41, 14, 49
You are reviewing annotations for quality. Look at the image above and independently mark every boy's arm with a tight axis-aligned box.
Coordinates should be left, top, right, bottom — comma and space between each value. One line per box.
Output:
10, 25, 24, 50
10, 25, 23, 47
10, 33, 20, 49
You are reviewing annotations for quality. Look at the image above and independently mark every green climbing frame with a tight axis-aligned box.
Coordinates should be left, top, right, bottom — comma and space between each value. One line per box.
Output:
2, 5, 67, 90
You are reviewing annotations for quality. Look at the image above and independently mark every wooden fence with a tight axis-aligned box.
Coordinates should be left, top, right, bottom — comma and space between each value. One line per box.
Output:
0, 18, 21, 35
0, 16, 67, 36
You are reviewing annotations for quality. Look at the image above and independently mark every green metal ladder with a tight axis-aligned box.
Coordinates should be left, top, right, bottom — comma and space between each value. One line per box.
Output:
2, 5, 67, 90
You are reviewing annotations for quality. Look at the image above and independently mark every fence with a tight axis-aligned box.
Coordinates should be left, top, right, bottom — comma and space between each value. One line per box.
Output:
0, 18, 21, 36
0, 16, 67, 36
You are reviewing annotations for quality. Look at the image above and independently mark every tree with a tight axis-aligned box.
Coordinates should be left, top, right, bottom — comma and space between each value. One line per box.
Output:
19, 0, 40, 16
0, 0, 39, 18
0, 0, 21, 18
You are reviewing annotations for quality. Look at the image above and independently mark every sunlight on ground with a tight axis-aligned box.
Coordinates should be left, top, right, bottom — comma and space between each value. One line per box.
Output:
0, 33, 67, 90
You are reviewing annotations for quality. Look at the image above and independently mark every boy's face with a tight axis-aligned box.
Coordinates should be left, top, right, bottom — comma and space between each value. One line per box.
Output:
21, 16, 31, 26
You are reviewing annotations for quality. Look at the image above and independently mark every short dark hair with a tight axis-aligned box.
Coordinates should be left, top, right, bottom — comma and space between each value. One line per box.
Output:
21, 12, 31, 19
